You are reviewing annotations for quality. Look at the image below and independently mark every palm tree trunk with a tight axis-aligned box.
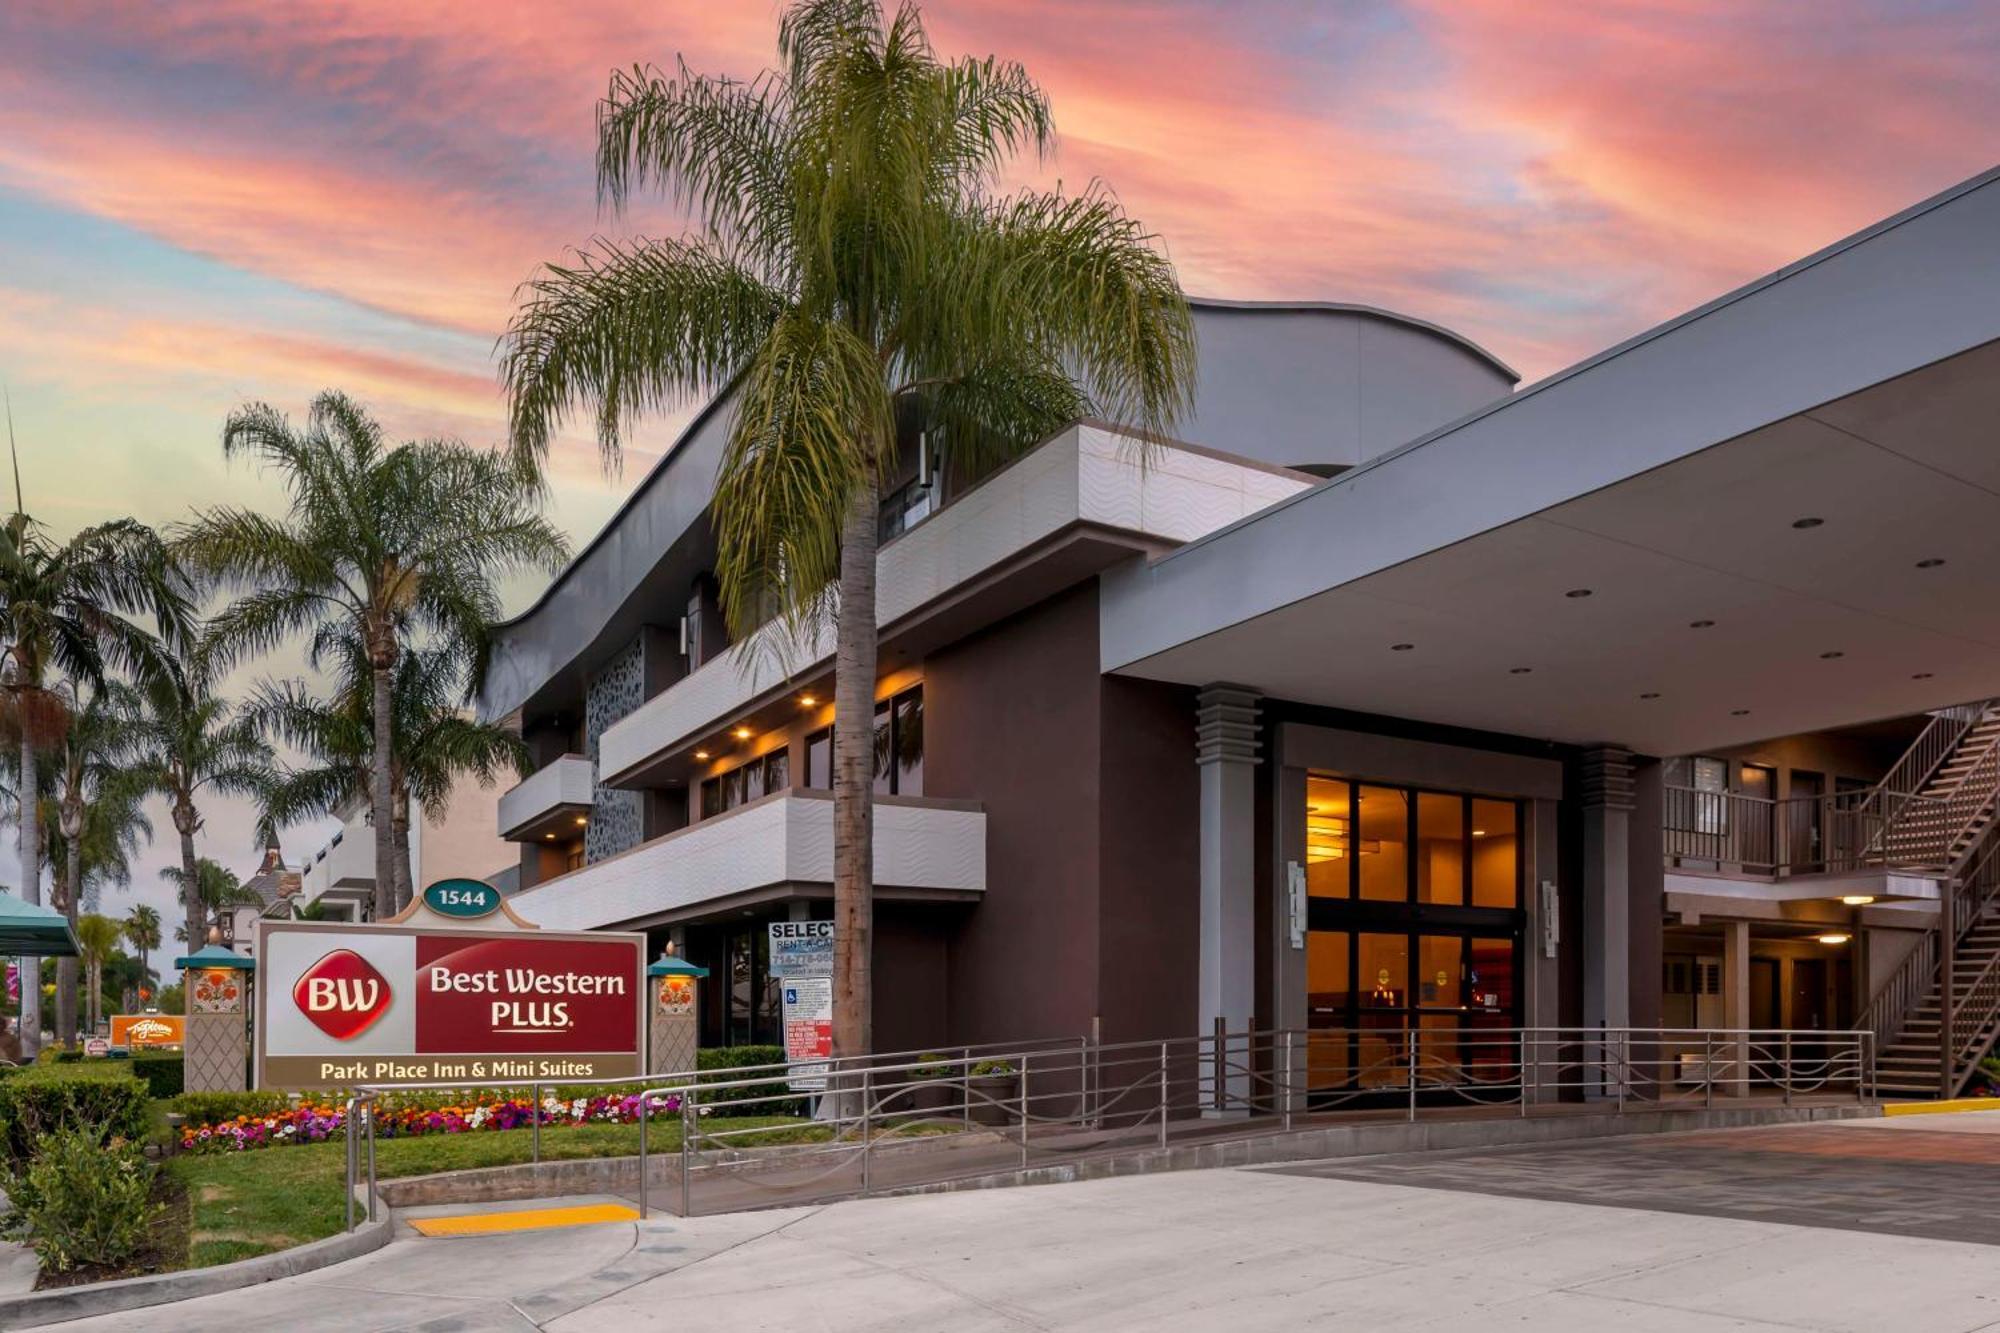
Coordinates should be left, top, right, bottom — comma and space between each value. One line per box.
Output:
177, 813, 202, 952
56, 835, 81, 1044
391, 801, 414, 912
18, 729, 40, 1057
831, 475, 879, 1059
370, 656, 396, 922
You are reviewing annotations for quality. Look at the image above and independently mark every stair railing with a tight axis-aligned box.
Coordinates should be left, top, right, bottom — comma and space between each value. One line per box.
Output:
1942, 833, 2000, 1095
1864, 703, 1989, 832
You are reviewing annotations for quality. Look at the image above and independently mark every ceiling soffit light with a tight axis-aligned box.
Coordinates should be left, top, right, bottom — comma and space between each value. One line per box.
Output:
1819, 651, 1844, 660
1840, 895, 1874, 906
1731, 709, 1751, 717
1689, 620, 1715, 629
1792, 517, 1824, 529
1917, 558, 1946, 569
1816, 932, 1850, 945
1564, 588, 1593, 599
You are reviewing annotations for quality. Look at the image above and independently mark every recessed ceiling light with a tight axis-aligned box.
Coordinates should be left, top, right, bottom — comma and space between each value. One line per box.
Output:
1819, 651, 1844, 660
1840, 895, 1875, 907
1689, 619, 1715, 629
1390, 643, 1414, 651
574, 815, 587, 826
801, 695, 818, 707
1916, 558, 1945, 569
1472, 829, 1487, 837
1564, 588, 1593, 599
1730, 709, 1751, 716
1912, 672, 1934, 681
1639, 692, 1661, 700
543, 832, 555, 840
733, 726, 753, 740
1509, 667, 1532, 675
693, 749, 711, 760
1816, 932, 1850, 945
1791, 517, 1824, 529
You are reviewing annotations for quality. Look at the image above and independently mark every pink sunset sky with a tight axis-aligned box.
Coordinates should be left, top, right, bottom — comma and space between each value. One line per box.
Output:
0, 0, 1996, 920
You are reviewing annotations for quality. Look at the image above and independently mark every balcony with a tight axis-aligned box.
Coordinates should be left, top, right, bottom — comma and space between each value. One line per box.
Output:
505, 789, 985, 932
498, 753, 596, 841
1662, 786, 1943, 906
599, 423, 1313, 783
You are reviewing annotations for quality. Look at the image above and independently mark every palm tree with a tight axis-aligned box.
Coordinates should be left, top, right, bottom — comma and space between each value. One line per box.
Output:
253, 634, 528, 911
500, 0, 1195, 1056
128, 664, 274, 948
160, 858, 263, 944
73, 913, 122, 1034
123, 904, 161, 1003
0, 509, 190, 1053
174, 393, 567, 920
45, 684, 149, 1041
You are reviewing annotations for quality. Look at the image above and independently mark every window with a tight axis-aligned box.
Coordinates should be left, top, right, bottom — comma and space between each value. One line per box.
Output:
698, 748, 794, 820
879, 475, 934, 542
802, 684, 924, 796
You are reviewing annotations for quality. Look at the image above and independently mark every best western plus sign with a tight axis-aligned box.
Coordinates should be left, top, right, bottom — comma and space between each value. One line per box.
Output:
257, 919, 645, 1090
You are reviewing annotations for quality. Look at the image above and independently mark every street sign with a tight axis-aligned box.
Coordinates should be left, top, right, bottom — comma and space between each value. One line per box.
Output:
768, 921, 834, 1091
256, 920, 645, 1090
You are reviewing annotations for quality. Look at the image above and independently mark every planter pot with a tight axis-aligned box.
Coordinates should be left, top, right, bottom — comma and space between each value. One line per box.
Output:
909, 1079, 957, 1116
966, 1074, 1018, 1127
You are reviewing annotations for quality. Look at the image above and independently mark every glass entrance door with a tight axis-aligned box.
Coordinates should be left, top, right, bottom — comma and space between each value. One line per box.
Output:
1303, 774, 1526, 1100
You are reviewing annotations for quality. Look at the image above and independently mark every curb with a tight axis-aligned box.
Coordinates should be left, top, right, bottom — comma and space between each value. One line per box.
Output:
0, 1204, 392, 1328
1882, 1096, 2000, 1117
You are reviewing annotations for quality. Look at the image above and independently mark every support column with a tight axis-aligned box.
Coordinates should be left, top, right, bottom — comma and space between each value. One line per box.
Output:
1196, 685, 1260, 1115
1722, 918, 1751, 1097
1578, 746, 1634, 1098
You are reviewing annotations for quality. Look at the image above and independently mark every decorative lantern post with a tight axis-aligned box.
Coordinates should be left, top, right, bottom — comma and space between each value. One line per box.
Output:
647, 951, 706, 1075
178, 931, 256, 1092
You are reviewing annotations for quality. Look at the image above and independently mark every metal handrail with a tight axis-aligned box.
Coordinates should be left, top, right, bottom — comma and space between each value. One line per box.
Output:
1865, 703, 1988, 832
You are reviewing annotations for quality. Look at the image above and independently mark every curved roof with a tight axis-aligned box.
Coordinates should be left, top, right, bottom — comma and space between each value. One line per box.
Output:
1186, 296, 1520, 383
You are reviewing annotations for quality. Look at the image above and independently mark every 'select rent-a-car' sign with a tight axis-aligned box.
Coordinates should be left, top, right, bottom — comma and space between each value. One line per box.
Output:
257, 922, 645, 1089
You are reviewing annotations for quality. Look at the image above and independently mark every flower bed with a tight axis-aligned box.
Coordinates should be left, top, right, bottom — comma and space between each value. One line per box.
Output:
178, 1090, 688, 1154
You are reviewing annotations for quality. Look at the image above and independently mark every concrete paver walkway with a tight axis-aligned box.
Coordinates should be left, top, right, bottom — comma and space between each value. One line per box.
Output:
50, 1114, 2000, 1331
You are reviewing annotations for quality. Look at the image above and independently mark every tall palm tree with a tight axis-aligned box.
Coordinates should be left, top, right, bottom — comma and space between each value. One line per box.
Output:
73, 913, 122, 1034
253, 634, 528, 911
128, 665, 274, 948
44, 684, 149, 1041
0, 509, 190, 1053
500, 0, 1195, 1055
174, 392, 568, 919
160, 858, 263, 944
123, 904, 161, 1002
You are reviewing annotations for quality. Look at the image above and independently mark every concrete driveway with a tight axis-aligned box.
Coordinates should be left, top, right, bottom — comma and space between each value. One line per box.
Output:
57, 1114, 2000, 1332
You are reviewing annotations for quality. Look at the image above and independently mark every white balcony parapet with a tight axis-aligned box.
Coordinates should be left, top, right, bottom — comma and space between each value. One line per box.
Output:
497, 753, 596, 839
508, 790, 985, 932
600, 425, 1312, 781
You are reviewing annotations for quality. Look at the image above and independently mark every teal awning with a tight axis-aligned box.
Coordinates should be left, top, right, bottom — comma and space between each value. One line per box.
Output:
0, 890, 78, 957
647, 953, 708, 979
174, 943, 256, 971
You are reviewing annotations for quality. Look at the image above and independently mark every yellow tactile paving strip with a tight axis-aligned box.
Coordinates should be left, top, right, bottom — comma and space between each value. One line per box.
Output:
408, 1203, 640, 1237
1883, 1097, 2000, 1117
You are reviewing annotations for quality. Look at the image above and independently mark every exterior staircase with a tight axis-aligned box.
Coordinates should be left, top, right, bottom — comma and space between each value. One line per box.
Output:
1856, 702, 2000, 1098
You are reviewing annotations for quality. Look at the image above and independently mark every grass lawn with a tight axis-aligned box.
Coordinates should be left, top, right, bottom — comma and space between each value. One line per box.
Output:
168, 1116, 811, 1268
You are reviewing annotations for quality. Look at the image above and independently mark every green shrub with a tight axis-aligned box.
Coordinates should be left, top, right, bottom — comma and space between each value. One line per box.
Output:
695, 1045, 803, 1115
130, 1054, 184, 1100
169, 1089, 288, 1126
0, 1068, 150, 1176
51, 1048, 84, 1065
4, 1127, 161, 1274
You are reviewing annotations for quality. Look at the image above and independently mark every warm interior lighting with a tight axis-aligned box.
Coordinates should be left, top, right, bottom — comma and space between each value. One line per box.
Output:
1839, 895, 1874, 906
543, 832, 555, 840
1472, 829, 1487, 837
574, 815, 588, 826
1816, 933, 1851, 945
800, 694, 818, 707
733, 726, 753, 740
693, 749, 710, 760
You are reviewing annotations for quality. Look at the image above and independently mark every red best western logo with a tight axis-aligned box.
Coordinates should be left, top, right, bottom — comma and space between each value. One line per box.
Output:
293, 949, 392, 1040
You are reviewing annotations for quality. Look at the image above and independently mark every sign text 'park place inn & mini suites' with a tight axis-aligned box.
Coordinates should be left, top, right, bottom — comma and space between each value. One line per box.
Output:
255, 910, 645, 1090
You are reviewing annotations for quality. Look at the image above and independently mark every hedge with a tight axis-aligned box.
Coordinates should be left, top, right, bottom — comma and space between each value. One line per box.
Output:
0, 1068, 151, 1175
694, 1045, 803, 1115
169, 1090, 289, 1126
130, 1054, 184, 1100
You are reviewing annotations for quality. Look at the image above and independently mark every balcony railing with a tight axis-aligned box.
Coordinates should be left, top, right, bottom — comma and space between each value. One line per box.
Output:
497, 753, 595, 840
1663, 785, 1953, 877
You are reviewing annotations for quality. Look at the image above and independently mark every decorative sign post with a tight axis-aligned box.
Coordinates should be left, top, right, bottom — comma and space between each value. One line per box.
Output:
768, 921, 834, 1093
647, 952, 706, 1074
178, 940, 255, 1092
254, 879, 645, 1091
